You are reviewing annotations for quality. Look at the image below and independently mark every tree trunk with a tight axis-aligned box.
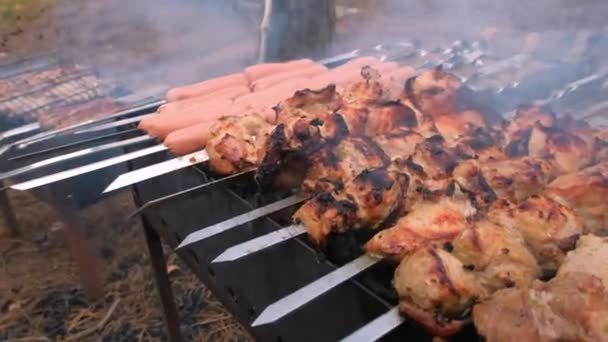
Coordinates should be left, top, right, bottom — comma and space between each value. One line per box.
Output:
258, 0, 336, 63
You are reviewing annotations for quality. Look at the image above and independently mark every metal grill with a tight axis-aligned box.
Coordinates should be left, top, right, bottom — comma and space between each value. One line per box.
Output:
2, 36, 608, 341
0, 54, 122, 130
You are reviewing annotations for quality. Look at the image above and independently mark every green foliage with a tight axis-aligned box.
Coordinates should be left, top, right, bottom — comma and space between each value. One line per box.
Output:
0, 0, 51, 28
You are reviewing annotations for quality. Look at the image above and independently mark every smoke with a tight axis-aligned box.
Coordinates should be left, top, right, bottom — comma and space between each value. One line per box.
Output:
41, 0, 608, 115
49, 0, 258, 94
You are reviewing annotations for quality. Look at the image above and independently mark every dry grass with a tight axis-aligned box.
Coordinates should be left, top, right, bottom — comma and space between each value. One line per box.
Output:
0, 191, 251, 341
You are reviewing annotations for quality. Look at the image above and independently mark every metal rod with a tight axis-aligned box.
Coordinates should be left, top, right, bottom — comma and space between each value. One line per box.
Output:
142, 215, 183, 342
73, 113, 152, 134
103, 149, 210, 194
177, 195, 305, 249
0, 122, 40, 143
212, 224, 307, 263
127, 170, 254, 219
0, 180, 19, 237
0, 135, 153, 181
252, 255, 381, 327
340, 307, 404, 342
6, 99, 163, 152
9, 144, 167, 191
8, 128, 141, 162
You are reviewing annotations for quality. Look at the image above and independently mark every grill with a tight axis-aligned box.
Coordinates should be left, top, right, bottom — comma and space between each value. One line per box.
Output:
2, 36, 608, 341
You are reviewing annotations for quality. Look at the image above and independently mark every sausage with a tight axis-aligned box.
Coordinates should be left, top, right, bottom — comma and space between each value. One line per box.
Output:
243, 59, 316, 83
165, 72, 247, 102
139, 99, 233, 139
251, 64, 328, 91
158, 86, 250, 115
163, 122, 213, 155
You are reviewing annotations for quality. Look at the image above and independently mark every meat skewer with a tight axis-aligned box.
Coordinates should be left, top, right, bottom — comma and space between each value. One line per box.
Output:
207, 87, 604, 333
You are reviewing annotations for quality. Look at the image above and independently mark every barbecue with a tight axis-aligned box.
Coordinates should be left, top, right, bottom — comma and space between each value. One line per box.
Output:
3, 37, 608, 342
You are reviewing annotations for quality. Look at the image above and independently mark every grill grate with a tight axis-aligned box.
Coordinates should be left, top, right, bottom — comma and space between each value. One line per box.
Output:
0, 54, 123, 130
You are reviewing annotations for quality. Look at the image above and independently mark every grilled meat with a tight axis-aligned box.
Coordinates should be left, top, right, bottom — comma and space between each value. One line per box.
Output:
528, 121, 595, 173
452, 220, 541, 291
302, 136, 390, 194
364, 193, 477, 260
395, 247, 485, 321
453, 157, 557, 209
473, 235, 608, 342
487, 196, 583, 273
372, 129, 425, 161
206, 114, 273, 175
402, 67, 465, 118
293, 167, 408, 244
544, 162, 608, 236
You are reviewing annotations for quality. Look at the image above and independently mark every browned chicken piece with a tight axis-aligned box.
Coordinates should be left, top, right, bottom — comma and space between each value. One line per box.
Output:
452, 220, 541, 291
341, 65, 401, 106
293, 167, 408, 244
502, 104, 556, 157
302, 136, 390, 193
432, 110, 487, 143
373, 129, 425, 161
450, 126, 506, 162
528, 122, 595, 173
364, 101, 419, 136
544, 162, 608, 236
487, 196, 583, 273
206, 114, 274, 175
453, 157, 557, 209
274, 84, 343, 121
402, 67, 464, 118
474, 235, 608, 342
393, 135, 475, 204
394, 247, 484, 336
364, 193, 477, 260
556, 234, 608, 285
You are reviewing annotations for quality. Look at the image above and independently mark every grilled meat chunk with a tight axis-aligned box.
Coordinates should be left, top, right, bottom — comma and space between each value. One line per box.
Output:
274, 84, 342, 120
487, 197, 583, 273
502, 104, 556, 157
452, 220, 541, 291
395, 247, 484, 327
528, 122, 595, 173
293, 167, 408, 244
544, 162, 608, 236
453, 157, 557, 209
473, 235, 608, 342
302, 137, 390, 193
364, 194, 477, 260
402, 67, 464, 118
373, 129, 425, 161
206, 114, 273, 175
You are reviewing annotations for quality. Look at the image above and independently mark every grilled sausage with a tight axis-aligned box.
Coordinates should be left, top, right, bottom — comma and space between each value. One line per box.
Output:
158, 86, 250, 115
163, 122, 213, 155
139, 99, 233, 139
243, 59, 316, 83
251, 64, 328, 91
165, 73, 248, 102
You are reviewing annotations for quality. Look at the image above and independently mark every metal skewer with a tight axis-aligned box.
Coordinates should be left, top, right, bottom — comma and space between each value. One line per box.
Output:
0, 135, 153, 181
0, 122, 41, 143
73, 113, 152, 134
177, 195, 305, 248
339, 307, 404, 342
251, 254, 380, 327
8, 144, 167, 191
212, 224, 307, 263
0, 100, 163, 156
103, 149, 210, 193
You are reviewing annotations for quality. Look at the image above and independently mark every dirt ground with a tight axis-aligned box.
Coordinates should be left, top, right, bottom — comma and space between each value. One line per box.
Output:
2, 0, 608, 341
